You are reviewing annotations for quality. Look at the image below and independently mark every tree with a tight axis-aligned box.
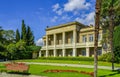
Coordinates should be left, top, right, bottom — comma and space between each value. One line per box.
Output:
7, 43, 17, 59
94, 0, 102, 77
101, 0, 120, 71
2, 30, 15, 44
26, 26, 34, 46
21, 20, 27, 41
109, 0, 114, 71
16, 29, 20, 42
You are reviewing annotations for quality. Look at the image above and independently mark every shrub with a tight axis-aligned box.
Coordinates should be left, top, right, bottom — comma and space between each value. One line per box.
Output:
113, 46, 120, 63
98, 52, 112, 62
39, 57, 94, 61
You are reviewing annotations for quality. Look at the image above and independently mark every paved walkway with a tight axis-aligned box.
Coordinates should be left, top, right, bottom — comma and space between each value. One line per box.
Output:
21, 62, 120, 70
0, 72, 46, 77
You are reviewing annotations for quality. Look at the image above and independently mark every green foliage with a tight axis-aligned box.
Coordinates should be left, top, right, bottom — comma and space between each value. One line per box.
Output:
16, 40, 26, 51
113, 26, 120, 46
26, 26, 34, 46
21, 20, 27, 41
2, 30, 15, 44
101, 0, 120, 27
113, 46, 120, 63
39, 57, 94, 61
7, 44, 17, 59
0, 20, 36, 60
20, 20, 34, 45
26, 46, 41, 52
15, 29, 20, 42
113, 26, 120, 63
98, 52, 112, 62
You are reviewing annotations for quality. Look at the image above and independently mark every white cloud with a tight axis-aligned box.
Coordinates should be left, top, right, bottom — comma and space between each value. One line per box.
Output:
52, 3, 60, 11
75, 12, 95, 25
64, 0, 91, 11
36, 38, 44, 46
52, 3, 63, 15
51, 16, 58, 22
56, 9, 63, 15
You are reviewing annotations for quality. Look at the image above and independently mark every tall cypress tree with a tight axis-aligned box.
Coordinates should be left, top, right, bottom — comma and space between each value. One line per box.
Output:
16, 29, 20, 42
21, 20, 27, 41
26, 26, 34, 46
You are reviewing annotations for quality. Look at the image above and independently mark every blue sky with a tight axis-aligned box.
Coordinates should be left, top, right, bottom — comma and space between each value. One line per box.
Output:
0, 0, 96, 46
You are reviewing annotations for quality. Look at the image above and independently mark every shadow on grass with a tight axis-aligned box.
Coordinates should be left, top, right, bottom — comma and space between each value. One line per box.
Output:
99, 69, 120, 77
7, 72, 31, 75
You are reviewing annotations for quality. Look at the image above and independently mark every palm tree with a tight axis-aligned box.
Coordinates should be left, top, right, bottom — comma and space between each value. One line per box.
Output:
94, 0, 102, 77
109, 0, 114, 71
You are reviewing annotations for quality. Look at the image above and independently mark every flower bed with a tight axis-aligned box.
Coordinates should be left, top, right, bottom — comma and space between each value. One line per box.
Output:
44, 69, 94, 77
4, 62, 29, 73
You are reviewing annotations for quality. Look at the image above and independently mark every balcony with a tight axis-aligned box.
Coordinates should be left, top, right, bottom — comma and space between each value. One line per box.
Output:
48, 45, 54, 49
65, 44, 73, 48
41, 46, 46, 50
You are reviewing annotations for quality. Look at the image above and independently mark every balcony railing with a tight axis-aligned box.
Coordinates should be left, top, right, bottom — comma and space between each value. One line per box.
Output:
41, 41, 102, 50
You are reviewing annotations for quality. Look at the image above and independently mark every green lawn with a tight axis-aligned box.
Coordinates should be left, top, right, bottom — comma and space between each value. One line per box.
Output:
29, 64, 120, 77
0, 63, 120, 77
16, 59, 120, 67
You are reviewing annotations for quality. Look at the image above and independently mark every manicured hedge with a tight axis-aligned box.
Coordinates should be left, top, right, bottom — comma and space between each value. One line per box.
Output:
39, 57, 94, 61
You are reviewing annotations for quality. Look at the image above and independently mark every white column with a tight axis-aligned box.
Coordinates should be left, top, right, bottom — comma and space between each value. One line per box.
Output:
86, 47, 90, 57
54, 34, 56, 46
54, 49, 56, 57
46, 50, 48, 57
46, 35, 48, 57
63, 32, 65, 46
39, 51, 41, 57
62, 32, 65, 57
53, 34, 56, 57
73, 48, 77, 57
62, 49, 65, 57
73, 30, 77, 57
73, 30, 77, 44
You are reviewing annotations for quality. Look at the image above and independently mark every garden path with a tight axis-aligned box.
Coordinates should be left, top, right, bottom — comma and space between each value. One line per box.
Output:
0, 72, 46, 77
22, 62, 120, 70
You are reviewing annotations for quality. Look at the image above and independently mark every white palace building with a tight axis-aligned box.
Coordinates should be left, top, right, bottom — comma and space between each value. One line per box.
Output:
39, 21, 105, 57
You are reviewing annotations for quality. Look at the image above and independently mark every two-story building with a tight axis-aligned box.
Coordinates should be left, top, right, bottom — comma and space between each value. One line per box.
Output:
39, 21, 104, 57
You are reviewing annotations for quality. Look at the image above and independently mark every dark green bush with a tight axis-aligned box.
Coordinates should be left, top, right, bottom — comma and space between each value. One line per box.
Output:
39, 57, 94, 61
114, 46, 120, 63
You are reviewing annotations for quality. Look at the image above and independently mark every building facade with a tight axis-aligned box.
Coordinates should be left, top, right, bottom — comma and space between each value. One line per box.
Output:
39, 21, 104, 57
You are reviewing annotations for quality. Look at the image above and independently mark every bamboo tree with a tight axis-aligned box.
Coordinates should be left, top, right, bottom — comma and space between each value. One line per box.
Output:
94, 0, 102, 77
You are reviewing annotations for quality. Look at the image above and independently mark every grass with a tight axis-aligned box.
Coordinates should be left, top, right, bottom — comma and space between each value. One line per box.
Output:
0, 62, 120, 77
29, 64, 120, 77
16, 59, 120, 67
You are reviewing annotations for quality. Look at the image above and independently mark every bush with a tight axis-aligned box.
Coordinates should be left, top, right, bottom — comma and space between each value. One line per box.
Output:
39, 57, 94, 61
98, 52, 112, 62
114, 46, 120, 63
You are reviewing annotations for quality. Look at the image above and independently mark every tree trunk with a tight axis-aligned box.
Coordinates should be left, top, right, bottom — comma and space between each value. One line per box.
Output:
94, 0, 102, 77
109, 0, 114, 71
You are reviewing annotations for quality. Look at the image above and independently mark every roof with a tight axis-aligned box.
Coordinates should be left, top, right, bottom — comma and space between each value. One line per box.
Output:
46, 21, 85, 31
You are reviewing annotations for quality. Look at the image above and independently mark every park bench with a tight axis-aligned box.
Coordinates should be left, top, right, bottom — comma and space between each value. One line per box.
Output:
5, 62, 29, 73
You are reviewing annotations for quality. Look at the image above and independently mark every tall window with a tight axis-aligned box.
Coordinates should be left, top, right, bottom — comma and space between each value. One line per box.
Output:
82, 35, 87, 43
98, 34, 101, 41
89, 34, 94, 42
81, 50, 86, 56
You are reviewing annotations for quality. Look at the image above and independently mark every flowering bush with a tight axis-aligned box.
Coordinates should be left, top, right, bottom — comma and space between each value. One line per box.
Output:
4, 62, 29, 73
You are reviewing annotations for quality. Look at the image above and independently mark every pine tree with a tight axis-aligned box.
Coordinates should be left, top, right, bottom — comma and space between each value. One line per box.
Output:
16, 29, 20, 42
26, 26, 34, 46
21, 20, 27, 41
